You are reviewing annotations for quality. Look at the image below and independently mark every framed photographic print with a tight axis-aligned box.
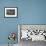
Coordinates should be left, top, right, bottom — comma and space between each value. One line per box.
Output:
4, 7, 18, 18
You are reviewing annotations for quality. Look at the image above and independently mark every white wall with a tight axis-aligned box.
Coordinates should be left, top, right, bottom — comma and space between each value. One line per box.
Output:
21, 25, 46, 30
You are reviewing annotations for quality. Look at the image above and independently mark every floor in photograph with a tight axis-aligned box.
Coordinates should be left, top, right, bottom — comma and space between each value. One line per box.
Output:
19, 40, 46, 46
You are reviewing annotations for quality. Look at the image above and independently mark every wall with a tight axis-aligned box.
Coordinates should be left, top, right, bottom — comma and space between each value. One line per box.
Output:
21, 25, 46, 30
0, 0, 46, 44
19, 0, 46, 24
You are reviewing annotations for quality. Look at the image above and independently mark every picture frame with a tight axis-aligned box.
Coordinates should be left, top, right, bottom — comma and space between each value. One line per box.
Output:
18, 24, 46, 42
4, 7, 18, 18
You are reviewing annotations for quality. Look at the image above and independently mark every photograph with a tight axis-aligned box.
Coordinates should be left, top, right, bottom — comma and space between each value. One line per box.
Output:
18, 25, 46, 46
4, 7, 17, 18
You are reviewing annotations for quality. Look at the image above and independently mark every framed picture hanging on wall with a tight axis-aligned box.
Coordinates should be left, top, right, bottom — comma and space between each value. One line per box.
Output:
4, 7, 18, 18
